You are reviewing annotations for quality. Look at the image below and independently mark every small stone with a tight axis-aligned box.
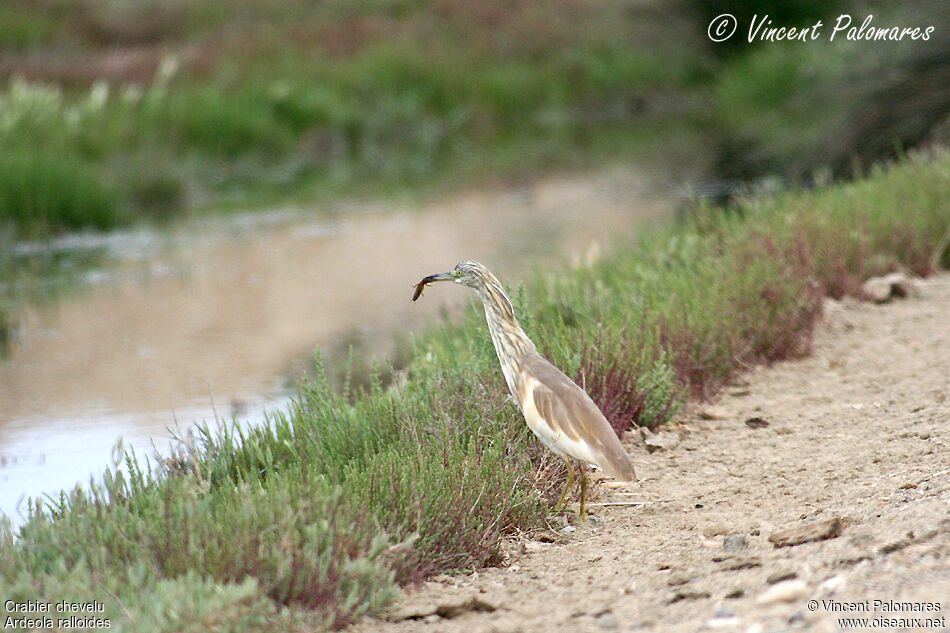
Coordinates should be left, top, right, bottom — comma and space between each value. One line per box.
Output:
766, 570, 797, 584
900, 481, 918, 490
744, 417, 769, 429
715, 607, 735, 618
817, 575, 846, 594
862, 275, 895, 302
756, 579, 808, 605
596, 612, 619, 629
697, 406, 730, 420
703, 524, 730, 538
724, 559, 762, 572
896, 275, 924, 298
561, 525, 576, 534
669, 590, 711, 603
725, 588, 745, 599
643, 430, 680, 453
768, 518, 843, 547
723, 534, 747, 551
707, 616, 740, 629
861, 272, 920, 303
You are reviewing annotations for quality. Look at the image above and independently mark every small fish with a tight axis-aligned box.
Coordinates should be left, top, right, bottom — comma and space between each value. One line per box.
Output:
412, 279, 428, 302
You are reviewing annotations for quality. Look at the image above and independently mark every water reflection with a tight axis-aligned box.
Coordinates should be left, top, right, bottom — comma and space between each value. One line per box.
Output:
0, 396, 293, 522
0, 167, 672, 521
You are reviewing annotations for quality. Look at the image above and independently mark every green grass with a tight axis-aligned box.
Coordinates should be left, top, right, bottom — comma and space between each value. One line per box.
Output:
0, 149, 124, 239
0, 0, 707, 239
3, 1, 945, 238
2, 149, 948, 631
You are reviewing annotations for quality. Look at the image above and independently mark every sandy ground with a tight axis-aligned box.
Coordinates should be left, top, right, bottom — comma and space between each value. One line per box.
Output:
350, 274, 950, 633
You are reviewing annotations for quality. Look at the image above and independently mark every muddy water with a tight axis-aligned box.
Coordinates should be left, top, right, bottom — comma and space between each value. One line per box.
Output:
0, 168, 672, 521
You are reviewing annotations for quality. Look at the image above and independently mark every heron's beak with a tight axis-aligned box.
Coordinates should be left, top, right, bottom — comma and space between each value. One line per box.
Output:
421, 272, 456, 284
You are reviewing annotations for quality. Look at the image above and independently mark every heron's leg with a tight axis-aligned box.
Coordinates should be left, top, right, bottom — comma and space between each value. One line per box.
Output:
578, 466, 589, 522
554, 458, 576, 512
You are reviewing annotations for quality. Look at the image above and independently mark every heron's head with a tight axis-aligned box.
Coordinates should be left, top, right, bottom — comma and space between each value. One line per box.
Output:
414, 260, 503, 303
414, 260, 515, 317
421, 260, 491, 289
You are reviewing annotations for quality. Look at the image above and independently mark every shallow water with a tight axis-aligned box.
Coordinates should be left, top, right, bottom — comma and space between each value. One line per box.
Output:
0, 168, 672, 522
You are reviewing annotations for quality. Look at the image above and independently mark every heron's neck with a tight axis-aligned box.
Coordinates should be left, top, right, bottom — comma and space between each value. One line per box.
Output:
476, 281, 535, 400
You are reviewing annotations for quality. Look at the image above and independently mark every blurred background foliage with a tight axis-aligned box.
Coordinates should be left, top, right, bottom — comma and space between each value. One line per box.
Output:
0, 0, 946, 239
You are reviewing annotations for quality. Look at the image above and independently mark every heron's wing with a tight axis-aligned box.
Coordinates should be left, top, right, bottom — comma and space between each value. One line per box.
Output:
520, 352, 635, 482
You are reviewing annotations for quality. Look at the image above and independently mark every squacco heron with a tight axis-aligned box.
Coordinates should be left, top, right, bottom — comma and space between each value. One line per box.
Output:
413, 260, 636, 520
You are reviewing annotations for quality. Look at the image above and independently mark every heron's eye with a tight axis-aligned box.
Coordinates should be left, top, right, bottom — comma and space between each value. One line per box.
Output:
455, 270, 462, 278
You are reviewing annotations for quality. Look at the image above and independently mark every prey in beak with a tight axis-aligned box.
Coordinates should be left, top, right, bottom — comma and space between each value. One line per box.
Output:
412, 271, 455, 301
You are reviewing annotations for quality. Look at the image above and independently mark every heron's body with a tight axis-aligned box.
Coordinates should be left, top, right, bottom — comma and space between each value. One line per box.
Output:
414, 260, 635, 519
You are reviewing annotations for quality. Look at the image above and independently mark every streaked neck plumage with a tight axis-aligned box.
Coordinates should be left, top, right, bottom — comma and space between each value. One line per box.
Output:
471, 272, 536, 401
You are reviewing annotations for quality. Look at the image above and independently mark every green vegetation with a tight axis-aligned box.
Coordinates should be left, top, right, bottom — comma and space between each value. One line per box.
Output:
0, 0, 707, 239
710, 2, 950, 181
4, 1, 948, 239
3, 149, 948, 630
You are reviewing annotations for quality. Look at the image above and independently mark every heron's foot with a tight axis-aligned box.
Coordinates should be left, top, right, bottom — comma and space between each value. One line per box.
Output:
553, 458, 576, 512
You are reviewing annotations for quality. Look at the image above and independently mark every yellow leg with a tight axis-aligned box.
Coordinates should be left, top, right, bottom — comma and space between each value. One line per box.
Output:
579, 466, 588, 522
554, 458, 576, 512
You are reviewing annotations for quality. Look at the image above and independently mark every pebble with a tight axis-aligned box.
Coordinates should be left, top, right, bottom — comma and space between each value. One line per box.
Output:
723, 534, 747, 551
707, 616, 741, 629
817, 574, 846, 594
697, 406, 730, 420
861, 272, 922, 303
768, 517, 843, 547
755, 579, 808, 605
703, 523, 730, 538
624, 577, 638, 594
596, 612, 619, 629
766, 570, 797, 584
